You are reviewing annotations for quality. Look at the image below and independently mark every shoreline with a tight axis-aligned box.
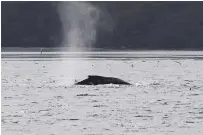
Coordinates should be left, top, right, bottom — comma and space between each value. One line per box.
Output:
2, 51, 203, 59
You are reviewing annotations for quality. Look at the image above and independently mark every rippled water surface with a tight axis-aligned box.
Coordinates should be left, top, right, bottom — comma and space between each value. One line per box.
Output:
2, 52, 203, 135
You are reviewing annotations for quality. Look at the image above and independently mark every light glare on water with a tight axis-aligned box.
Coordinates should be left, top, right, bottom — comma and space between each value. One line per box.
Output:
1, 52, 203, 135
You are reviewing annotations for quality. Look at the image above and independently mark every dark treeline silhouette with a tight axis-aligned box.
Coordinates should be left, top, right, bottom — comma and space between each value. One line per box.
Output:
1, 1, 203, 50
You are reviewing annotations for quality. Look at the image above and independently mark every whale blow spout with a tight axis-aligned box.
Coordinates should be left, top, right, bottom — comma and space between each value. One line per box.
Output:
75, 75, 131, 85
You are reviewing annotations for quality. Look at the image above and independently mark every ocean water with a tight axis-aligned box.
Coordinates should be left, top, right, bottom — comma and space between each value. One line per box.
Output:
1, 51, 203, 135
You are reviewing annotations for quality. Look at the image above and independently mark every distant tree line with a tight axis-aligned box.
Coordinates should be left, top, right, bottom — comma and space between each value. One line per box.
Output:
1, 1, 203, 50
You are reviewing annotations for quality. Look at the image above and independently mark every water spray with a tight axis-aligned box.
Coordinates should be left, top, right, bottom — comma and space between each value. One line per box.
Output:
57, 1, 100, 85
58, 1, 100, 52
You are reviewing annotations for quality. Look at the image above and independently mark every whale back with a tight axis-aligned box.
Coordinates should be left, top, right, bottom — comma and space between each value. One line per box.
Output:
76, 75, 131, 85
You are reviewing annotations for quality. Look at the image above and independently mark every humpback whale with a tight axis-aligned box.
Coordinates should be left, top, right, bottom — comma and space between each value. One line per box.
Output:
75, 75, 131, 85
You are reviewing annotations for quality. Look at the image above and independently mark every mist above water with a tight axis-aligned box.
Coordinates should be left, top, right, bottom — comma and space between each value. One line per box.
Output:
58, 1, 100, 52
57, 2, 100, 85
